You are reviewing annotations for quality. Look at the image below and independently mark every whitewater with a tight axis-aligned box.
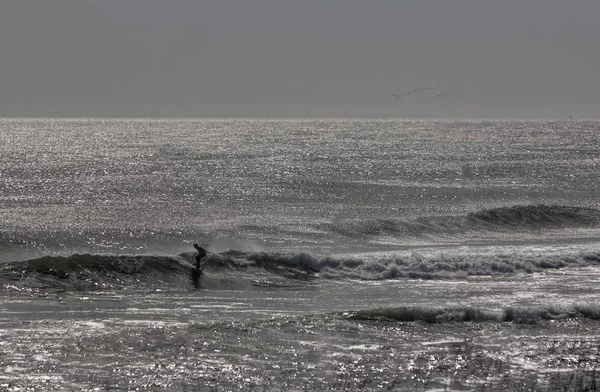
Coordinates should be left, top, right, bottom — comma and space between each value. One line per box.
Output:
1, 118, 599, 391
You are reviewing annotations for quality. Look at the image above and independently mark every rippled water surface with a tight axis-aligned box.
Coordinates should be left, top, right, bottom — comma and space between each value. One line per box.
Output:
1, 266, 600, 391
1, 119, 600, 390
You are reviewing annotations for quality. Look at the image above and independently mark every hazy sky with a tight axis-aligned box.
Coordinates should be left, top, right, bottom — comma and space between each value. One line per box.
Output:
1, 0, 599, 118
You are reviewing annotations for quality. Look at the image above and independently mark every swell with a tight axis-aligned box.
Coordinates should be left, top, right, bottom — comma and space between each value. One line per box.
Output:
2, 248, 599, 293
322, 204, 600, 238
345, 303, 600, 325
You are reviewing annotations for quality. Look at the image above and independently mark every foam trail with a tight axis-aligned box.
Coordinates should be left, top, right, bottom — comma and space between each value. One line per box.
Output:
201, 249, 600, 280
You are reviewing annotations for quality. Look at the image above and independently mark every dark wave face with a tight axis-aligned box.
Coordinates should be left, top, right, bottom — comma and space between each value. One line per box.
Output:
346, 304, 600, 325
323, 205, 600, 239
467, 205, 600, 227
0, 254, 192, 292
2, 247, 599, 293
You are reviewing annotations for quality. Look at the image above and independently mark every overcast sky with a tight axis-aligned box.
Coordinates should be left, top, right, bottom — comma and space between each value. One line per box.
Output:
1, 0, 599, 118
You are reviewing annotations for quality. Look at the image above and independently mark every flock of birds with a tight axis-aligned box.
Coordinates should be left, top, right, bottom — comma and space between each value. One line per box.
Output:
393, 86, 445, 99
306, 85, 447, 114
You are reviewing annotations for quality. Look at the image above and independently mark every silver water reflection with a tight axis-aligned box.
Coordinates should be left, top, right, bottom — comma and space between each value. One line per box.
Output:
2, 265, 600, 391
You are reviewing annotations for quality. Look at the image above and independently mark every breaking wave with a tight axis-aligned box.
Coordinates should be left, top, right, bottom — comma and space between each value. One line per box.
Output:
1, 247, 599, 292
346, 303, 600, 324
201, 248, 600, 280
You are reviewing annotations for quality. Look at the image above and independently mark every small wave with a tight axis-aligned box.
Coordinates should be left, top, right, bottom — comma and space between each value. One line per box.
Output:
467, 205, 600, 227
322, 204, 600, 239
346, 304, 600, 324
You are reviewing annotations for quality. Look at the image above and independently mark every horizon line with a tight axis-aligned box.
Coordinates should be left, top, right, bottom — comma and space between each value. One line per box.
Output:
1, 115, 597, 121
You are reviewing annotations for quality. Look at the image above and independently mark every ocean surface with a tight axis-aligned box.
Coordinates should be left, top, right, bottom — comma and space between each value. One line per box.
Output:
1, 118, 599, 391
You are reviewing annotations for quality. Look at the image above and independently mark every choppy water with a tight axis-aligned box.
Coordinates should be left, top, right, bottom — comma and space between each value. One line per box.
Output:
1, 118, 600, 391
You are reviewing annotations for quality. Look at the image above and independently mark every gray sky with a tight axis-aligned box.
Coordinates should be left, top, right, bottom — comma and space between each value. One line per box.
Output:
1, 0, 599, 118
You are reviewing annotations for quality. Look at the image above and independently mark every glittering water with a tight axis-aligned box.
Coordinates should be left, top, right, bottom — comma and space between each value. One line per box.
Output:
1, 118, 600, 390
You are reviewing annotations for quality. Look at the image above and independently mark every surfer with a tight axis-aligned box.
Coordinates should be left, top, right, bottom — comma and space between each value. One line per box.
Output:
191, 243, 207, 289
193, 243, 207, 269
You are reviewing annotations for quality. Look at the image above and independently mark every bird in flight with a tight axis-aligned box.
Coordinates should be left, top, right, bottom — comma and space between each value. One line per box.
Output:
393, 86, 441, 99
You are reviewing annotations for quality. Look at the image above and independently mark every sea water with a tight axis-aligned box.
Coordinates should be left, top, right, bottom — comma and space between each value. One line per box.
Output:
1, 118, 599, 391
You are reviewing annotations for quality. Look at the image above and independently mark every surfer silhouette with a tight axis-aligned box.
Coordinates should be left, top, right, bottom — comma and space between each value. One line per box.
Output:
193, 243, 207, 269
191, 243, 207, 289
